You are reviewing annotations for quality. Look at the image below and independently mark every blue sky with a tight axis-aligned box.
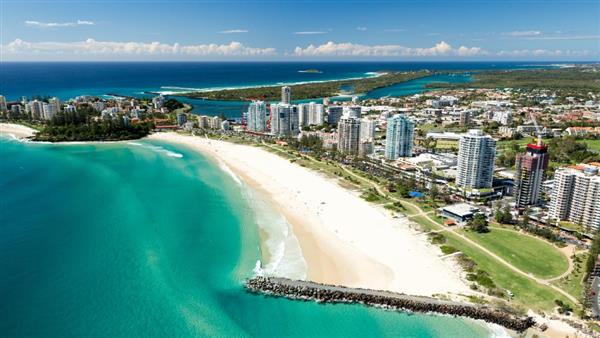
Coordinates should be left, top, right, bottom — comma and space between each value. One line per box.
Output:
1, 0, 599, 61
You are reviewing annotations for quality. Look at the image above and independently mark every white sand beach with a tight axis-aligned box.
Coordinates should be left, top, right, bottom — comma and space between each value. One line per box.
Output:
0, 123, 37, 139
149, 132, 470, 297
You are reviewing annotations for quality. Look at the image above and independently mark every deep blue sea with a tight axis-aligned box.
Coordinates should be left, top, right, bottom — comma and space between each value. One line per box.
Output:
0, 61, 566, 117
0, 137, 498, 337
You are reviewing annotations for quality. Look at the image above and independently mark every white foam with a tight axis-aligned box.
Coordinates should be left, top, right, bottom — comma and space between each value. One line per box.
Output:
219, 162, 242, 186
240, 186, 307, 281
129, 142, 184, 158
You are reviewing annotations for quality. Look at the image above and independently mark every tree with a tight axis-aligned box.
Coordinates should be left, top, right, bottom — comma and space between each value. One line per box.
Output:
495, 205, 514, 224
468, 214, 490, 233
429, 183, 439, 201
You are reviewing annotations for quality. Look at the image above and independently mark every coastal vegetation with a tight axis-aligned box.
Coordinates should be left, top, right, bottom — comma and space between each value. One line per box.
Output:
461, 227, 569, 279
429, 67, 600, 91
182, 71, 430, 101
33, 105, 154, 142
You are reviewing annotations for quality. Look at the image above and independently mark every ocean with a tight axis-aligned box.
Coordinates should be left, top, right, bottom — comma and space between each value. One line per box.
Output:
0, 61, 565, 117
0, 137, 498, 337
0, 62, 560, 337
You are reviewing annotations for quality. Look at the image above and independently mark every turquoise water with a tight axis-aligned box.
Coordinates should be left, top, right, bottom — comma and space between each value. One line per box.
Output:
364, 73, 472, 99
0, 137, 493, 337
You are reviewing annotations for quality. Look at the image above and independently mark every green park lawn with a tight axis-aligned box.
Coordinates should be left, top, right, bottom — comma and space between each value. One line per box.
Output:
581, 139, 600, 152
443, 232, 573, 311
461, 227, 569, 280
405, 214, 573, 311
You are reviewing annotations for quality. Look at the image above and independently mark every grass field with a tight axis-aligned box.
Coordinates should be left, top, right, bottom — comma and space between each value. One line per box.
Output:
497, 138, 600, 153
581, 139, 600, 152
552, 253, 588, 301
443, 232, 573, 311
461, 227, 569, 279
407, 215, 574, 311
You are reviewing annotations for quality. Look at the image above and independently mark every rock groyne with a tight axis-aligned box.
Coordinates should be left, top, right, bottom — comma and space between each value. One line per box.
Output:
245, 276, 535, 332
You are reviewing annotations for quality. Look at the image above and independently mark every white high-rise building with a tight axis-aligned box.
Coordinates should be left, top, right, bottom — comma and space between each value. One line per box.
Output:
360, 118, 376, 141
210, 116, 222, 129
549, 165, 600, 230
337, 116, 361, 155
49, 97, 62, 112
0, 95, 7, 112
29, 100, 43, 120
298, 104, 310, 126
281, 86, 291, 104
247, 101, 267, 132
307, 102, 324, 125
197, 115, 209, 129
42, 102, 58, 120
385, 114, 414, 159
456, 130, 496, 189
271, 103, 299, 137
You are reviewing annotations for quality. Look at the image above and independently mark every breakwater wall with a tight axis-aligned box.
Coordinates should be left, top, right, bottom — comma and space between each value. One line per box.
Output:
245, 277, 535, 332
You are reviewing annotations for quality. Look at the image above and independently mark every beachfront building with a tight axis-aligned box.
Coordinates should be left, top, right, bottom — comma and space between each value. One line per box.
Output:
247, 100, 267, 132
210, 116, 222, 129
385, 114, 415, 160
176, 113, 187, 126
298, 103, 309, 127
439, 203, 480, 224
308, 102, 324, 125
360, 118, 376, 141
455, 130, 496, 189
42, 102, 58, 120
281, 86, 291, 104
327, 106, 343, 125
221, 120, 230, 131
298, 102, 324, 126
549, 164, 600, 230
0, 95, 7, 113
337, 116, 361, 155
197, 115, 209, 128
271, 103, 299, 137
514, 142, 549, 208
49, 97, 61, 112
29, 100, 43, 120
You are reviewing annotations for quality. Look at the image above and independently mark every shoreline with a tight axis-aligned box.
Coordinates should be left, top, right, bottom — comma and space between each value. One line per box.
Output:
149, 72, 383, 96
0, 123, 37, 139
147, 132, 471, 298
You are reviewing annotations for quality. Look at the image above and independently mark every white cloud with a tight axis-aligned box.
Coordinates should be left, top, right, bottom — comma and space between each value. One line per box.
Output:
504, 30, 542, 37
384, 28, 406, 32
2, 39, 277, 57
219, 29, 248, 34
292, 41, 487, 57
356, 27, 367, 31
293, 31, 326, 35
25, 20, 95, 28
496, 49, 591, 57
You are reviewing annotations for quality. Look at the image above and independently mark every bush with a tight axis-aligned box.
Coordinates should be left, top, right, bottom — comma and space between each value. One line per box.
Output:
440, 245, 459, 255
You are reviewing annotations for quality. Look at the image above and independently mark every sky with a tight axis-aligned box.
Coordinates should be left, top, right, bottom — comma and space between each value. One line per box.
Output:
1, 0, 599, 61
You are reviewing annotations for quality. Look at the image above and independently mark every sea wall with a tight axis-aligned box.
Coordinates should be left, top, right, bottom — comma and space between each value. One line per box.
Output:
245, 276, 535, 332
